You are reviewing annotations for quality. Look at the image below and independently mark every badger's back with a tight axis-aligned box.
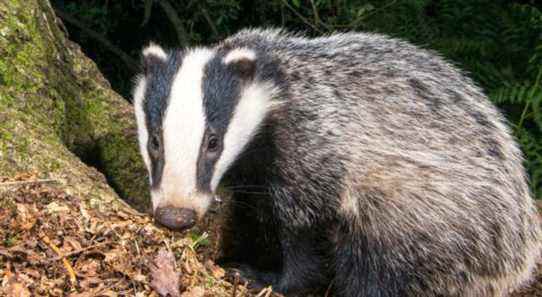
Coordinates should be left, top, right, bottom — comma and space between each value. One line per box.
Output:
224, 29, 541, 295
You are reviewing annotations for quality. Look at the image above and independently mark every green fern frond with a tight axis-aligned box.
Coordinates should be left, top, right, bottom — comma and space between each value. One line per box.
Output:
516, 127, 542, 199
489, 82, 541, 106
433, 38, 493, 57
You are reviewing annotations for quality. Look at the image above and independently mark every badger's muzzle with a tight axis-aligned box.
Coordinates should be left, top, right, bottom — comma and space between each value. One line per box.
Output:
154, 206, 197, 231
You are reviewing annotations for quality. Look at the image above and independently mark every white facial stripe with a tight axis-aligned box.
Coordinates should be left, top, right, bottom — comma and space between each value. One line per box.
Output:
151, 187, 211, 217
210, 82, 278, 190
143, 43, 167, 61
133, 76, 151, 180
159, 48, 216, 209
223, 48, 256, 64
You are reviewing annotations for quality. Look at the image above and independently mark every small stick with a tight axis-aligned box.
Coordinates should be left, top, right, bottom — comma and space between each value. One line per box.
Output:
255, 287, 272, 297
254, 288, 265, 297
134, 239, 141, 257
40, 241, 111, 264
324, 280, 334, 297
231, 272, 240, 297
281, 0, 324, 34
0, 179, 58, 187
41, 235, 77, 286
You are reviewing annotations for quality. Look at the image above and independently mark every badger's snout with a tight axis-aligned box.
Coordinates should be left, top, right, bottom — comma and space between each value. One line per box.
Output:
154, 206, 197, 232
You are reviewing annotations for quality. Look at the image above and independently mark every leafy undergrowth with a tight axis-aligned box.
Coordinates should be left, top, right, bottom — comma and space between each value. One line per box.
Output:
0, 173, 280, 297
1, 173, 541, 297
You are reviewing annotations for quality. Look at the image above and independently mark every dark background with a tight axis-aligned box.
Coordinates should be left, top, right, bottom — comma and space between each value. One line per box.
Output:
51, 0, 542, 199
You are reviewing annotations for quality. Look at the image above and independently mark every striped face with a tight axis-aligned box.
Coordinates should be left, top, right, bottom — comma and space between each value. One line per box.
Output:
133, 44, 277, 219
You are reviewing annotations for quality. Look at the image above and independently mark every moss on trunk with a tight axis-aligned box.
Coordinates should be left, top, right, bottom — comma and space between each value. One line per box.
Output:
0, 0, 149, 211
0, 1, 240, 295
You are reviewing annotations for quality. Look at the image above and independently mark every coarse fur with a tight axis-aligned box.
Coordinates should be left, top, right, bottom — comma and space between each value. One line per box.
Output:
133, 28, 542, 296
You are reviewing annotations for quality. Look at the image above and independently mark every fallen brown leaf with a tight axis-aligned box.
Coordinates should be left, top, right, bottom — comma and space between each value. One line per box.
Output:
2, 275, 31, 297
205, 259, 225, 279
15, 204, 37, 231
150, 248, 182, 297
180, 286, 205, 297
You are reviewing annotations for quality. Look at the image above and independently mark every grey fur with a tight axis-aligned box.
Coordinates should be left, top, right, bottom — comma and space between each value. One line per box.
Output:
142, 28, 542, 297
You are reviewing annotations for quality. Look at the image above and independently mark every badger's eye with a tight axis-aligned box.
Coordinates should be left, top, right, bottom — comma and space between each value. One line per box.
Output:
207, 135, 219, 152
149, 134, 160, 153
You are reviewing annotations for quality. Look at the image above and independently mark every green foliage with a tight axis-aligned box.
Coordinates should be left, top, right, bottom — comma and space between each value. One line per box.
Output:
417, 1, 542, 199
52, 0, 542, 198
189, 231, 210, 251
517, 127, 542, 198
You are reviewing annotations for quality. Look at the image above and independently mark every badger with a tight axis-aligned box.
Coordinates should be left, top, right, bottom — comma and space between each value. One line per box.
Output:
133, 29, 541, 296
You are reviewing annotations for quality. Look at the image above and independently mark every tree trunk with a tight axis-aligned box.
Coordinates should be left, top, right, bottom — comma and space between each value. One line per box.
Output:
0, 0, 237, 295
0, 0, 150, 211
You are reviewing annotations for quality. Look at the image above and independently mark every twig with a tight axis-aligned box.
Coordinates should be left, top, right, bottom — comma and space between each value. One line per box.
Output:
41, 235, 77, 286
324, 280, 334, 297
40, 240, 111, 264
53, 8, 140, 73
347, 0, 398, 28
310, 0, 320, 25
141, 0, 153, 27
0, 179, 58, 187
86, 278, 124, 297
309, 0, 331, 31
281, 0, 324, 34
231, 272, 239, 297
255, 287, 272, 297
134, 239, 141, 257
157, 0, 190, 44
199, 3, 218, 37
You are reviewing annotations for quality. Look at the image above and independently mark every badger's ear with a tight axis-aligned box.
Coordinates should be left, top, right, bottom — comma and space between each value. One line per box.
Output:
224, 48, 256, 80
141, 42, 168, 75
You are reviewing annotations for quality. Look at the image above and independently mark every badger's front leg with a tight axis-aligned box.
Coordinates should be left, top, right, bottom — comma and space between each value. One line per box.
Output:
274, 230, 328, 294
232, 229, 328, 295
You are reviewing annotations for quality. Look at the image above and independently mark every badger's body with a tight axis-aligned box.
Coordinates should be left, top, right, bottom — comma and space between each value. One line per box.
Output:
133, 29, 541, 296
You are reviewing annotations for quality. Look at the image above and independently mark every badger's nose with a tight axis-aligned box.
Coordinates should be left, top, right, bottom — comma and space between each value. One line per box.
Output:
154, 207, 196, 231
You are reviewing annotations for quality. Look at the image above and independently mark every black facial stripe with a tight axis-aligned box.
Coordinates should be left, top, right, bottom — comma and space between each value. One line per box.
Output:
149, 141, 165, 188
195, 52, 244, 191
143, 50, 185, 188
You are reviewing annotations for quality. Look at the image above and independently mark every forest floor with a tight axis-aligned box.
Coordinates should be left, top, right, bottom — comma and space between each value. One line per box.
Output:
0, 173, 277, 297
0, 173, 541, 297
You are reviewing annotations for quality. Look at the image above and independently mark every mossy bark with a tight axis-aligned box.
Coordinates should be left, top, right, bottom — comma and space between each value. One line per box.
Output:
0, 3, 238, 295
0, 0, 150, 211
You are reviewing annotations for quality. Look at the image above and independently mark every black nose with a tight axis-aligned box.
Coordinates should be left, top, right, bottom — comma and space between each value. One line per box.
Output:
154, 207, 197, 231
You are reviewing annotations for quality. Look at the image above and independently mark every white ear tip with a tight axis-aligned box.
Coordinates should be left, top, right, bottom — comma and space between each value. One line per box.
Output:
224, 48, 256, 64
143, 43, 167, 61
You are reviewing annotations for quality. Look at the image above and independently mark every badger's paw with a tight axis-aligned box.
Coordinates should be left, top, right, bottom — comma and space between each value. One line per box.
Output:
224, 264, 273, 291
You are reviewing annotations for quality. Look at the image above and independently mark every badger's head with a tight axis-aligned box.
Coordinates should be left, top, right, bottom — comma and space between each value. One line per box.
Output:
133, 43, 279, 231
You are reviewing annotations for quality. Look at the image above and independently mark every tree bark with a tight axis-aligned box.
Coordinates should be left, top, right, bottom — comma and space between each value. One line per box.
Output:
0, 0, 149, 211
0, 1, 237, 295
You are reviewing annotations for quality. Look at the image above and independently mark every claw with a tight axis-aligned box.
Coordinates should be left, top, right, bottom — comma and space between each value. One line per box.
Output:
225, 266, 267, 291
